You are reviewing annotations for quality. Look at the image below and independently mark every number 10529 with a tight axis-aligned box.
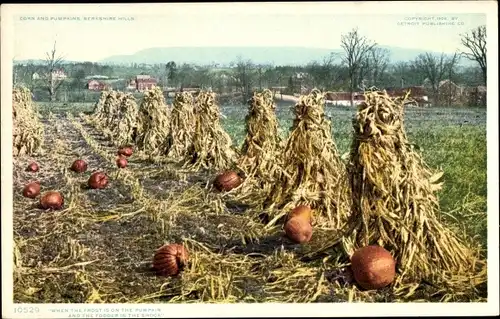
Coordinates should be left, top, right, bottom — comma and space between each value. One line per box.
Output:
14, 306, 40, 314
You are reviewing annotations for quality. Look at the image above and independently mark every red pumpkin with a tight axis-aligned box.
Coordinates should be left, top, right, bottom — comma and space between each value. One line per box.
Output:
213, 170, 242, 192
116, 156, 128, 168
288, 205, 313, 225
153, 243, 189, 277
284, 216, 313, 244
118, 146, 133, 157
23, 181, 41, 198
26, 162, 39, 173
350, 245, 396, 290
70, 159, 88, 173
88, 171, 108, 189
40, 191, 64, 210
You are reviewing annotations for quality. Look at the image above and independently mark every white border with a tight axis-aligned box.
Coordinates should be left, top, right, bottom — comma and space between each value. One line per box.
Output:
1, 2, 499, 318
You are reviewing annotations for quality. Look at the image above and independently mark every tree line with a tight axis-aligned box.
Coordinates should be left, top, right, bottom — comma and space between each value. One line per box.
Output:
14, 26, 486, 107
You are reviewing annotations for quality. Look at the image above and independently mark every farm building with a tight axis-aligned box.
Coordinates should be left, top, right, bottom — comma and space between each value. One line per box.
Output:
31, 69, 68, 81
180, 87, 201, 93
85, 75, 109, 80
385, 86, 430, 106
163, 86, 200, 97
127, 75, 158, 92
323, 87, 430, 107
87, 80, 110, 91
466, 85, 487, 107
52, 69, 68, 80
325, 92, 365, 106
270, 86, 288, 94
126, 79, 137, 91
438, 80, 467, 107
180, 84, 201, 91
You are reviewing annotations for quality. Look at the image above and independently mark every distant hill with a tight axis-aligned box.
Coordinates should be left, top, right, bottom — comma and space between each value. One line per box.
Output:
13, 59, 92, 66
14, 46, 476, 67
98, 46, 476, 67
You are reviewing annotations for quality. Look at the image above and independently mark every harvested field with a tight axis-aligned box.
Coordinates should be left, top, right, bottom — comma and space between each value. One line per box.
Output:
12, 96, 488, 303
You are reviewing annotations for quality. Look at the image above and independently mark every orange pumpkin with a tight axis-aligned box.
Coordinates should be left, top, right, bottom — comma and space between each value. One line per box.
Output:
284, 216, 313, 244
26, 162, 39, 172
23, 181, 41, 198
153, 243, 189, 277
70, 159, 88, 173
118, 146, 133, 157
213, 170, 242, 192
350, 245, 396, 290
40, 191, 64, 210
88, 171, 108, 189
116, 156, 128, 168
288, 205, 313, 224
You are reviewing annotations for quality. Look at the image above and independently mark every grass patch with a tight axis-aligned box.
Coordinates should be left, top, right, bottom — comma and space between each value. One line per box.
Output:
408, 125, 487, 248
36, 102, 96, 116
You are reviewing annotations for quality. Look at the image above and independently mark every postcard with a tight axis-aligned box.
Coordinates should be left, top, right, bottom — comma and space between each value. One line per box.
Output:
1, 2, 498, 318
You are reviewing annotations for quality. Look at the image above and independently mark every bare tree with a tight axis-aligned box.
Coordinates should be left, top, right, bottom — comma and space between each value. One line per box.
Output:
460, 25, 486, 85
353, 48, 389, 91
305, 61, 322, 88
393, 61, 409, 88
392, 61, 424, 88
444, 52, 461, 107
357, 57, 371, 91
233, 57, 256, 100
255, 64, 268, 91
368, 47, 390, 87
412, 52, 460, 105
340, 28, 377, 106
165, 61, 177, 88
193, 67, 212, 89
306, 53, 343, 90
322, 53, 344, 90
13, 63, 35, 90
261, 66, 277, 89
44, 41, 65, 102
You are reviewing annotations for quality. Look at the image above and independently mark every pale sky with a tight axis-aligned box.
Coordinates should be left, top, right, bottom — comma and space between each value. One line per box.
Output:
7, 4, 488, 62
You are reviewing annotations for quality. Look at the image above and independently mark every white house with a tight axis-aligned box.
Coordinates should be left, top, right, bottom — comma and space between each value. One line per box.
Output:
30, 70, 67, 81
325, 92, 365, 106
52, 69, 67, 80
85, 75, 109, 80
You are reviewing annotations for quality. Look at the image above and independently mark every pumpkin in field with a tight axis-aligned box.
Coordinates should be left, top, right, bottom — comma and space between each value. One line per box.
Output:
23, 181, 41, 198
70, 159, 88, 173
118, 146, 133, 157
287, 205, 313, 225
116, 156, 128, 168
284, 215, 313, 244
26, 162, 39, 172
88, 171, 109, 189
40, 191, 64, 210
213, 170, 242, 192
153, 243, 189, 277
350, 245, 396, 290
